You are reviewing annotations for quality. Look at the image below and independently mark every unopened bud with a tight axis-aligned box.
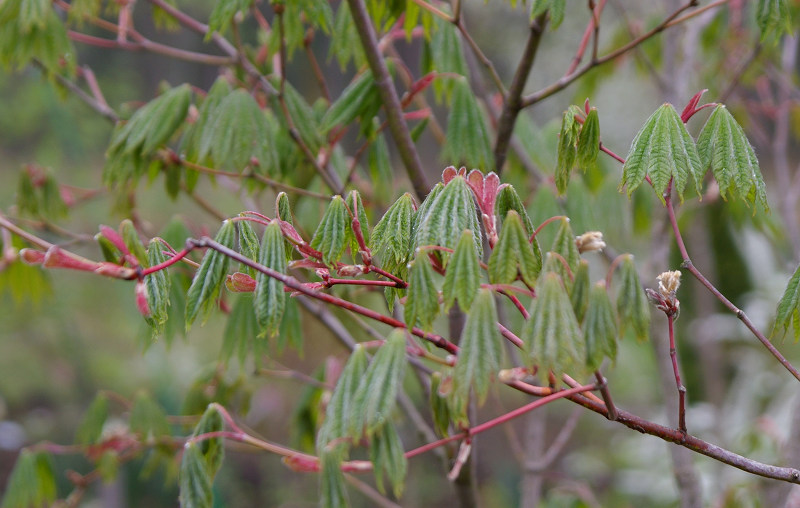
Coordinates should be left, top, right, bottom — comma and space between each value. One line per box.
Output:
575, 231, 606, 253
657, 270, 681, 298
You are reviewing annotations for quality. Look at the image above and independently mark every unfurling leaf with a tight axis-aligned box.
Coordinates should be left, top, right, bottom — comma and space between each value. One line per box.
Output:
583, 282, 618, 370
345, 190, 370, 256
190, 405, 225, 477
577, 108, 600, 171
495, 184, 535, 237
555, 106, 583, 194
348, 329, 407, 439
619, 103, 702, 204
415, 175, 482, 263
429, 372, 451, 437
443, 230, 481, 311
756, 0, 792, 42
523, 272, 584, 376
452, 289, 501, 418
369, 423, 407, 498
549, 218, 581, 287
405, 256, 440, 330
254, 221, 286, 338
442, 78, 493, 170
181, 77, 231, 166
488, 211, 541, 286
311, 196, 349, 266
696, 105, 769, 212
121, 219, 148, 266
185, 220, 235, 330
317, 346, 368, 451
179, 443, 212, 508
571, 259, 590, 323
75, 393, 109, 445
772, 261, 800, 341
0, 450, 57, 508
373, 193, 415, 267
615, 255, 650, 341
144, 240, 171, 337
320, 448, 349, 508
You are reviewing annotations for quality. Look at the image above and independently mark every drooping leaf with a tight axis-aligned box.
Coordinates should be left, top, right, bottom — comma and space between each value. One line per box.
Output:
129, 392, 170, 440
179, 443, 213, 508
523, 272, 585, 376
696, 105, 769, 212
0, 450, 57, 508
442, 78, 493, 170
442, 230, 481, 311
311, 196, 350, 266
317, 346, 368, 451
322, 71, 381, 136
348, 329, 408, 439
185, 220, 235, 330
75, 393, 109, 445
370, 423, 407, 498
0, 0, 75, 75
451, 289, 501, 418
404, 256, 440, 331
254, 221, 286, 338
772, 261, 800, 341
319, 448, 349, 508
221, 295, 259, 365
583, 282, 618, 370
144, 240, 171, 337
555, 106, 583, 194
615, 255, 650, 341
426, 15, 468, 100
190, 405, 225, 477
488, 211, 541, 286
571, 259, 590, 323
619, 103, 702, 204
756, 0, 792, 42
415, 175, 482, 263
181, 77, 232, 165
269, 79, 323, 154
207, 0, 252, 39
373, 193, 415, 266
330, 1, 365, 70
577, 108, 600, 171
429, 372, 451, 437
368, 132, 393, 202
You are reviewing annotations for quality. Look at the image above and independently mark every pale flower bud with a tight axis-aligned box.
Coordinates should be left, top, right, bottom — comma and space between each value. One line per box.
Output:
575, 231, 606, 253
657, 270, 681, 298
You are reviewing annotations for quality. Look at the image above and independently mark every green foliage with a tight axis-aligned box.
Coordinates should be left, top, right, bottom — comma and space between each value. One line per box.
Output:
442, 230, 481, 312
130, 391, 170, 440
15, 168, 67, 220
772, 261, 800, 341
322, 71, 381, 137
1, 450, 57, 508
373, 193, 415, 266
441, 78, 493, 170
425, 15, 468, 100
320, 448, 349, 508
181, 77, 231, 166
619, 103, 702, 204
369, 423, 407, 498
254, 221, 286, 338
549, 218, 581, 281
121, 219, 147, 266
488, 211, 541, 286
756, 0, 792, 42
531, 0, 566, 28
207, 0, 252, 39
317, 346, 368, 450
405, 256, 440, 330
583, 282, 618, 370
330, 1, 366, 70
221, 295, 261, 365
615, 255, 650, 341
75, 393, 109, 445
0, 0, 75, 74
185, 220, 235, 329
415, 176, 482, 262
190, 405, 226, 478
429, 372, 451, 437
451, 289, 501, 418
556, 106, 583, 194
696, 105, 769, 211
577, 108, 601, 171
523, 272, 584, 376
495, 184, 535, 237
179, 443, 213, 508
571, 259, 590, 323
345, 190, 370, 255
311, 196, 350, 266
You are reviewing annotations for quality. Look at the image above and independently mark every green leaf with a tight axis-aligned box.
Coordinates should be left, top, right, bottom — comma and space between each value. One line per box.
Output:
429, 372, 451, 437
488, 211, 541, 286
368, 133, 393, 202
452, 289, 501, 417
696, 105, 769, 212
179, 443, 213, 508
619, 103, 702, 204
237, 219, 260, 266
415, 176, 482, 263
405, 256, 440, 331
254, 221, 286, 338
330, 1, 365, 70
221, 295, 259, 365
322, 71, 381, 135
317, 346, 368, 450
1, 450, 57, 508
39, 172, 67, 220
550, 218, 581, 275
320, 448, 349, 508
311, 196, 350, 266
0, 0, 75, 75
426, 15, 468, 100
442, 230, 481, 311
130, 391, 170, 440
185, 220, 235, 330
348, 329, 407, 439
615, 255, 650, 341
570, 259, 590, 323
203, 90, 272, 172
583, 282, 618, 370
345, 190, 370, 256
269, 79, 323, 153
442, 78, 493, 170
577, 108, 600, 171
373, 193, 415, 266
369, 423, 407, 498
555, 106, 582, 194
756, 0, 792, 42
531, 0, 566, 29
276, 192, 294, 225
523, 272, 585, 376
121, 219, 148, 266
772, 261, 800, 340
207, 0, 251, 38
411, 182, 443, 240
190, 405, 225, 478
495, 184, 535, 236
181, 77, 232, 165
75, 393, 109, 445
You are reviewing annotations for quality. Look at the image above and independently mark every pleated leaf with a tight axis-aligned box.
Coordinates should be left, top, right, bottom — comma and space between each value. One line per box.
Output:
405, 256, 440, 331
571, 259, 590, 323
254, 221, 286, 338
207, 0, 251, 38
317, 346, 368, 450
415, 175, 482, 263
429, 372, 451, 437
772, 261, 800, 341
237, 219, 260, 264
320, 449, 349, 508
426, 16, 468, 100
311, 196, 349, 266
619, 103, 702, 204
179, 443, 212, 508
556, 106, 582, 194
411, 183, 443, 240
488, 211, 541, 286
0, 450, 57, 508
181, 77, 231, 165
75, 393, 109, 445
190, 405, 225, 478
583, 282, 618, 370
369, 423, 407, 498
185, 220, 235, 330
696, 105, 768, 212
120, 219, 147, 266
373, 193, 415, 266
443, 230, 481, 311
348, 329, 408, 439
201, 90, 272, 172
144, 239, 172, 337
615, 255, 650, 341
452, 289, 501, 418
577, 108, 600, 171
322, 70, 381, 136
345, 190, 370, 255
756, 0, 792, 42
550, 218, 581, 275
442, 78, 493, 170
495, 184, 535, 236
523, 272, 585, 376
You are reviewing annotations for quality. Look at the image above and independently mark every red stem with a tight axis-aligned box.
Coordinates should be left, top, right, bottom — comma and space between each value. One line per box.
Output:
668, 314, 687, 434
530, 215, 567, 242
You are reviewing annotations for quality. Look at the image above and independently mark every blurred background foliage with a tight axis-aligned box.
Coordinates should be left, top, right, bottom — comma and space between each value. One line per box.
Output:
2, 0, 800, 506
